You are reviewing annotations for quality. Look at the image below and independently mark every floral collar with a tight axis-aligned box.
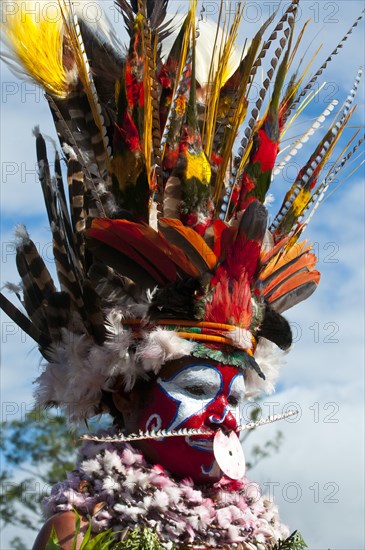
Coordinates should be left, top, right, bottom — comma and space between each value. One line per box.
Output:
43, 430, 290, 548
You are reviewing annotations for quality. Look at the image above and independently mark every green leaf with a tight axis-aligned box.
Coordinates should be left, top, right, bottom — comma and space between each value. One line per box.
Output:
85, 529, 117, 549
78, 522, 94, 550
45, 527, 61, 550
72, 509, 82, 550
116, 526, 166, 549
273, 530, 308, 550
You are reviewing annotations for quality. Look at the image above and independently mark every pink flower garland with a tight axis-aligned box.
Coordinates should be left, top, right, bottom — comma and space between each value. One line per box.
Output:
43, 431, 289, 548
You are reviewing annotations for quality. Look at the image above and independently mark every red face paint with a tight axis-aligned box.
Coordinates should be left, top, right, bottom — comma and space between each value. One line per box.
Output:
137, 360, 245, 484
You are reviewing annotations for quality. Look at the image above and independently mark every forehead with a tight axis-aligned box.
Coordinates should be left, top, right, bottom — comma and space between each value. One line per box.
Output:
159, 357, 242, 384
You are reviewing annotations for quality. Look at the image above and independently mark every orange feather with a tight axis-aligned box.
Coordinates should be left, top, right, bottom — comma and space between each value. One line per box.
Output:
260, 240, 312, 280
267, 270, 320, 303
159, 218, 217, 272
260, 236, 290, 265
262, 252, 317, 296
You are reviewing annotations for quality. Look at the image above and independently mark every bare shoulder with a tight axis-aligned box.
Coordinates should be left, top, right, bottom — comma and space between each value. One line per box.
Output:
32, 511, 89, 550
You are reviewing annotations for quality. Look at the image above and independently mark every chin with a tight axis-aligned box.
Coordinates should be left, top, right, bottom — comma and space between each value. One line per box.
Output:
162, 455, 224, 485
139, 436, 224, 485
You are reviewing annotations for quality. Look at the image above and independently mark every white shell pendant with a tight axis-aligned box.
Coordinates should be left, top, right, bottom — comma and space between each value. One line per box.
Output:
213, 429, 246, 480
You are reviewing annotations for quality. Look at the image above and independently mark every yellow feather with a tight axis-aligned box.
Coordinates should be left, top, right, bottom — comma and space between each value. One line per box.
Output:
319, 130, 360, 183
287, 20, 311, 70
203, 3, 244, 157
161, 4, 196, 162
185, 151, 211, 185
318, 106, 357, 169
134, 11, 153, 186
281, 106, 356, 225
144, 54, 153, 186
291, 188, 312, 217
213, 76, 250, 203
280, 52, 324, 139
1, 1, 72, 97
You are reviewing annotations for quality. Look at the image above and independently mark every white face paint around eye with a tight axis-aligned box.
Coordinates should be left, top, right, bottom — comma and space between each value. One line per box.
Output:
228, 374, 246, 408
158, 365, 222, 431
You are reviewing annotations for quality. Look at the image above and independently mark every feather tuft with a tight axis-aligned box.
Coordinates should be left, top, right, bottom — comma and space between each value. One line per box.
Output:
135, 328, 195, 375
1, 1, 76, 97
14, 224, 31, 246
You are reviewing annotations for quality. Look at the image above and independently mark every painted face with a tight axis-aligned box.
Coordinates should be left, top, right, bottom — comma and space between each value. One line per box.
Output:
137, 358, 245, 484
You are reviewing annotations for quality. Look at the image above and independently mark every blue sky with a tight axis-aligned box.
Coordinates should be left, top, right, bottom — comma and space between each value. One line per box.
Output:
1, 1, 364, 548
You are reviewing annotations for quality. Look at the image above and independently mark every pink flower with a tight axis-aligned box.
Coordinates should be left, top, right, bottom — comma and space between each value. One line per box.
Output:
149, 470, 173, 489
120, 447, 137, 466
228, 504, 246, 521
228, 525, 244, 542
152, 490, 170, 510
181, 486, 203, 503
216, 507, 232, 529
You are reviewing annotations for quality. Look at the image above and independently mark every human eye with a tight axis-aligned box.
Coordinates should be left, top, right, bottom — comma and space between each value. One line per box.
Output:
228, 374, 245, 407
169, 365, 221, 400
227, 394, 240, 407
184, 384, 207, 397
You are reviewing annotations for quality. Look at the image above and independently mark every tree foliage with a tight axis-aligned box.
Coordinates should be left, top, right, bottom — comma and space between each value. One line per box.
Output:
0, 408, 79, 545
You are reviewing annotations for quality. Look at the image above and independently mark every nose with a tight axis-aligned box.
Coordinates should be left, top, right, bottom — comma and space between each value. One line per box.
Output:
205, 400, 238, 432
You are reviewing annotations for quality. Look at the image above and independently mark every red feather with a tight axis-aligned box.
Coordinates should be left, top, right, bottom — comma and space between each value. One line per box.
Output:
220, 201, 267, 283
114, 114, 141, 153
251, 128, 279, 171
205, 270, 252, 328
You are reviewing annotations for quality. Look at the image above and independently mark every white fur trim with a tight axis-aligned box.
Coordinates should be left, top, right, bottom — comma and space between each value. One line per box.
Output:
135, 328, 195, 375
35, 320, 195, 422
35, 329, 285, 421
34, 306, 282, 421
245, 338, 288, 398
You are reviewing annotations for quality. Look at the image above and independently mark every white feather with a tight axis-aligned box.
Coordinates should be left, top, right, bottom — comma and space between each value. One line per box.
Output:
229, 327, 253, 350
135, 329, 195, 375
14, 224, 30, 246
35, 315, 195, 422
245, 338, 288, 398
62, 142, 77, 160
162, 16, 245, 86
102, 475, 121, 494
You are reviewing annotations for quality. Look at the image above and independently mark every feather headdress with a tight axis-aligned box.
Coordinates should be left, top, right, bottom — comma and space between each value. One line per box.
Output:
1, 0, 363, 422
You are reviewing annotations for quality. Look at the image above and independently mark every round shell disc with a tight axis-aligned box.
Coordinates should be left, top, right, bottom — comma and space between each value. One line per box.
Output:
213, 429, 246, 480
